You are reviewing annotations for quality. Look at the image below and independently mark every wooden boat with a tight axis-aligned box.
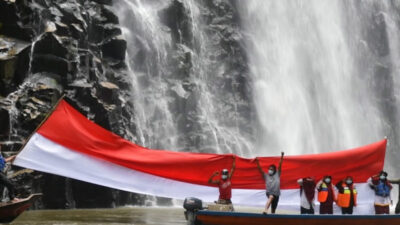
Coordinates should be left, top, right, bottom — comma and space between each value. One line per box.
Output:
0, 193, 42, 223
194, 210, 400, 225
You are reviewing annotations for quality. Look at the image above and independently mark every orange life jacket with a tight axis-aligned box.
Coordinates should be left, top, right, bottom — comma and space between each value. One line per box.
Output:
337, 183, 357, 208
318, 183, 336, 203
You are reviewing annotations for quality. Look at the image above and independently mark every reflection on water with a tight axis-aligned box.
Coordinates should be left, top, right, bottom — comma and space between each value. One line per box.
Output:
11, 207, 186, 225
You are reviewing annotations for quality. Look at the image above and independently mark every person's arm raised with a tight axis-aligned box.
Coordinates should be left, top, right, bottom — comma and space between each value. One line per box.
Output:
278, 152, 284, 174
389, 179, 400, 184
255, 158, 265, 180
229, 156, 236, 179
208, 171, 220, 184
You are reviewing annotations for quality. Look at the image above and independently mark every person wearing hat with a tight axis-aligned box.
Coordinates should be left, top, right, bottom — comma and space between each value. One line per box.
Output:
208, 156, 236, 204
368, 171, 392, 214
0, 144, 18, 202
256, 152, 284, 214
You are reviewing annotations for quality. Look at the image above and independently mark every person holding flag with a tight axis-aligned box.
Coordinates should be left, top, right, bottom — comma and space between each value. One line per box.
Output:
297, 177, 316, 214
0, 145, 18, 202
388, 178, 400, 214
336, 176, 357, 214
208, 156, 236, 205
256, 152, 284, 214
368, 171, 392, 214
317, 175, 336, 214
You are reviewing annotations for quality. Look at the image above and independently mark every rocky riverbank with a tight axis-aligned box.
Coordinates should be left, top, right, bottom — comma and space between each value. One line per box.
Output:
0, 0, 140, 208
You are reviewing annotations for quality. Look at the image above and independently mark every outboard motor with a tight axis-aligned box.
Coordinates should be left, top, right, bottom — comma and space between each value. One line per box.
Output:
183, 197, 203, 225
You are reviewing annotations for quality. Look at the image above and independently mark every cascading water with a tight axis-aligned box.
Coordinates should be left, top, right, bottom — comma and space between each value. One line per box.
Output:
238, 0, 400, 162
115, 0, 400, 173
116, 0, 254, 155
116, 0, 177, 149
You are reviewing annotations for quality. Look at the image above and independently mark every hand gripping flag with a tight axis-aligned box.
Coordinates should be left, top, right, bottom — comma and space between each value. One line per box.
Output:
14, 99, 386, 214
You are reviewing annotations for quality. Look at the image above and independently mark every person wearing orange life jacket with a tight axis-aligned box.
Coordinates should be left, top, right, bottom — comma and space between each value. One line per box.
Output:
208, 156, 236, 205
317, 175, 336, 214
336, 176, 357, 214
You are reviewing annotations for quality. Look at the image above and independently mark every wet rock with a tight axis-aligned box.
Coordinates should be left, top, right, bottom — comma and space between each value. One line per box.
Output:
101, 36, 127, 61
0, 107, 10, 139
0, 38, 31, 96
0, 0, 134, 207
33, 33, 69, 58
159, 0, 193, 46
0, 0, 34, 41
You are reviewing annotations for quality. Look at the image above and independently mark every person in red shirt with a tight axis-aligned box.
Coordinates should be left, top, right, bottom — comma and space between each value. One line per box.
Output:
208, 156, 236, 204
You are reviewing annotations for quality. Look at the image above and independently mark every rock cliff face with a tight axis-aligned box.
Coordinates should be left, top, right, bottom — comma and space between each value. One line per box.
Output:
0, 0, 251, 209
0, 0, 140, 208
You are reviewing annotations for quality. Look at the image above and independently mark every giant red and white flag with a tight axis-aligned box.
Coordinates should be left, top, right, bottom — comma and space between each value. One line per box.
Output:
14, 100, 386, 214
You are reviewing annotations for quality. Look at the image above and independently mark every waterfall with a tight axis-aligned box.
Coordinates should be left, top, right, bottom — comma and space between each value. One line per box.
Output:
238, 0, 400, 159
116, 0, 254, 155
115, 0, 400, 170
116, 0, 176, 149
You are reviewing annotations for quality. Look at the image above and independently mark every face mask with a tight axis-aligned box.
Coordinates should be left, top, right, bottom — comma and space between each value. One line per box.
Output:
346, 179, 352, 185
324, 178, 331, 183
222, 175, 228, 180
268, 170, 275, 175
380, 175, 386, 180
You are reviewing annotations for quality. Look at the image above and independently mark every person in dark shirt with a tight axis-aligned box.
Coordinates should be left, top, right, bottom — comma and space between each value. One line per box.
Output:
298, 177, 316, 214
0, 145, 18, 202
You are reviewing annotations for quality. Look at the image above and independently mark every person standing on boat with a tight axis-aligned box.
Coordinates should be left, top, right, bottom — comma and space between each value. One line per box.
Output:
336, 176, 357, 214
0, 145, 18, 202
317, 175, 336, 214
388, 178, 400, 214
297, 177, 316, 214
256, 152, 284, 214
368, 171, 392, 214
208, 156, 236, 204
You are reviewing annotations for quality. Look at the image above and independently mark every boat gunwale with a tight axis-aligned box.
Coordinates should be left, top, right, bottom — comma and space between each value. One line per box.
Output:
196, 210, 400, 220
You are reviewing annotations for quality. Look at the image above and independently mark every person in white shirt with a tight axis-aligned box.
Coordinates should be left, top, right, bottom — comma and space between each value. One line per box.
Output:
297, 177, 316, 214
368, 171, 392, 214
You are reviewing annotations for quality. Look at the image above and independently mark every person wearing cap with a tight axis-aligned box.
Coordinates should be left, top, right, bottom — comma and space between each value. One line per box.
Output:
297, 177, 316, 214
256, 152, 284, 214
317, 175, 336, 214
208, 156, 236, 204
336, 176, 357, 214
0, 145, 18, 202
368, 171, 392, 214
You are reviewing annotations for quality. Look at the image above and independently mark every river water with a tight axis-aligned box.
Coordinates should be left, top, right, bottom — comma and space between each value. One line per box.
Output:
11, 207, 187, 225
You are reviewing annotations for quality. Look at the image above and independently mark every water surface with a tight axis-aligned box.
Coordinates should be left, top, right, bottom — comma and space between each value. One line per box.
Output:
11, 207, 186, 225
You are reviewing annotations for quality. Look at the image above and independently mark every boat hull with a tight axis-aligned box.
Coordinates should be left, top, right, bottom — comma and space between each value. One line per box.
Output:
0, 193, 42, 223
196, 211, 400, 225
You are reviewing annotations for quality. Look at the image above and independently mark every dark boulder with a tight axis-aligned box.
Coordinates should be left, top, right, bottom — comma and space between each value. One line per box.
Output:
101, 36, 127, 61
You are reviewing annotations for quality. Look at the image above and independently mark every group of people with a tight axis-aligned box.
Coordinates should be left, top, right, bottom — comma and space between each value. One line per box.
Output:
298, 171, 393, 215
208, 152, 395, 215
208, 152, 284, 214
